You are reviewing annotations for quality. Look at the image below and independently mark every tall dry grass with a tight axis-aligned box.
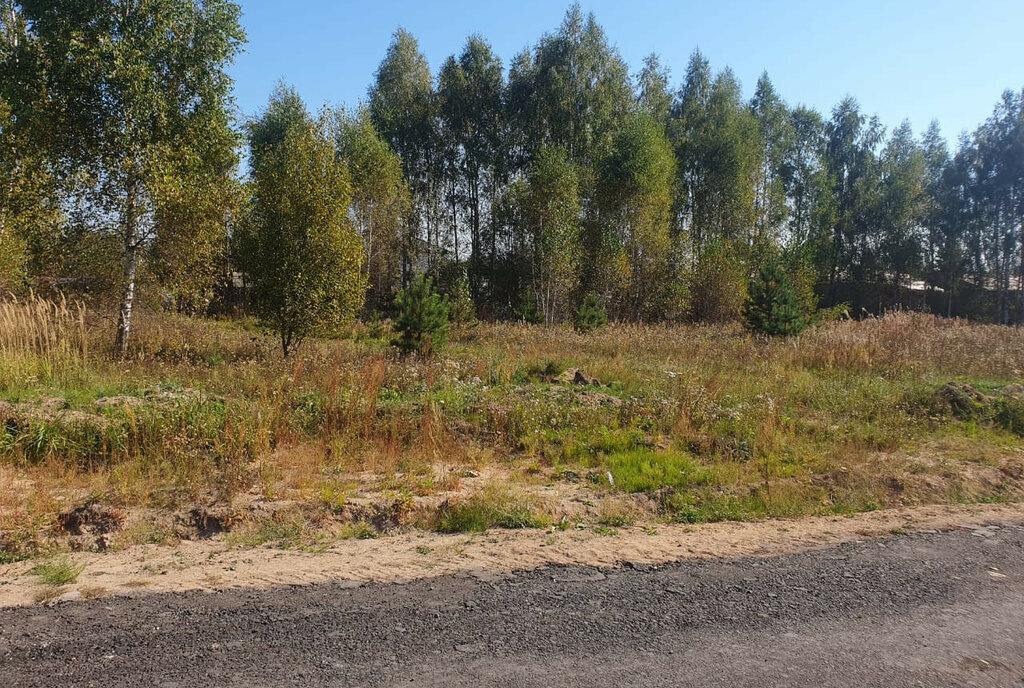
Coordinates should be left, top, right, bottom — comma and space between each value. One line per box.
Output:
0, 294, 89, 389
795, 311, 1024, 378
0, 294, 87, 360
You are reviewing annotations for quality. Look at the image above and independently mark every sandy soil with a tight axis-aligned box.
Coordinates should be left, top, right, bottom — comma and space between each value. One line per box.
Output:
2, 501, 1022, 608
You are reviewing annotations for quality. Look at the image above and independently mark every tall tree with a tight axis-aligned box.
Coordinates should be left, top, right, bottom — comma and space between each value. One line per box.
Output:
876, 121, 926, 291
335, 107, 411, 312
971, 89, 1024, 323
670, 59, 760, 258
0, 1, 61, 291
437, 36, 504, 298
21, 0, 245, 354
508, 4, 632, 169
511, 146, 583, 325
636, 53, 672, 125
750, 73, 792, 251
368, 29, 437, 279
669, 50, 713, 254
823, 97, 885, 289
238, 86, 365, 355
923, 125, 974, 315
596, 113, 677, 319
784, 105, 831, 254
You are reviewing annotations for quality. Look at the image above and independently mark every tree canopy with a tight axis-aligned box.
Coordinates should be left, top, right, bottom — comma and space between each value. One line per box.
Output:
2, 1, 1023, 335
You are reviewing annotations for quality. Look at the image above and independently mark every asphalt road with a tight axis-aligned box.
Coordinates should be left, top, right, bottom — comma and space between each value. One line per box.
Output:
2, 524, 1023, 687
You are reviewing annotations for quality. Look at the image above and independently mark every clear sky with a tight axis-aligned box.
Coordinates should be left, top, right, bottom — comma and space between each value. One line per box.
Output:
229, 0, 1024, 143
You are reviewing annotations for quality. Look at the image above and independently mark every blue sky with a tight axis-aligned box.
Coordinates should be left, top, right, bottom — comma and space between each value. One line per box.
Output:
230, 0, 1024, 142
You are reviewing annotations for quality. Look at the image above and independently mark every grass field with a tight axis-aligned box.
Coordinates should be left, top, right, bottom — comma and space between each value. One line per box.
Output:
1, 296, 1023, 558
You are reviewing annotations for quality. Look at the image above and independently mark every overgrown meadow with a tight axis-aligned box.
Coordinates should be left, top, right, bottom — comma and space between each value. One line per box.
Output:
2, 298, 1023, 558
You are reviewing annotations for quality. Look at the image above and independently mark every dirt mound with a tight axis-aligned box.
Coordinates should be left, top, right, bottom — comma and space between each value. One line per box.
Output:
58, 503, 125, 552
0, 399, 111, 431
93, 386, 222, 409
933, 382, 990, 419
175, 505, 235, 540
557, 368, 601, 386
341, 497, 417, 532
1000, 384, 1024, 400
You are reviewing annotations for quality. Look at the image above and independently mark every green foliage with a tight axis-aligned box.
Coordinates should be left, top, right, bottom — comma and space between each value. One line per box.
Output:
17, 0, 246, 353
994, 398, 1024, 437
2, 0, 1022, 350
688, 244, 747, 323
392, 275, 450, 356
574, 292, 608, 333
436, 485, 549, 532
0, 221, 26, 295
743, 258, 810, 336
29, 556, 85, 586
335, 108, 410, 312
238, 86, 366, 356
447, 272, 478, 326
514, 146, 583, 325
513, 292, 544, 325
0, 98, 35, 294
508, 6, 632, 169
596, 113, 676, 318
670, 54, 761, 253
367, 27, 435, 273
438, 36, 504, 298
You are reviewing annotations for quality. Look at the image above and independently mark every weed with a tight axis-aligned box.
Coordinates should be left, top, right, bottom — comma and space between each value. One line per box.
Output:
29, 556, 85, 586
339, 521, 378, 540
436, 484, 549, 533
606, 450, 712, 493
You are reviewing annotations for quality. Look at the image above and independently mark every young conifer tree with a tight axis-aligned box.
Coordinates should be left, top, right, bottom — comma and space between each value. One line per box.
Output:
743, 259, 809, 336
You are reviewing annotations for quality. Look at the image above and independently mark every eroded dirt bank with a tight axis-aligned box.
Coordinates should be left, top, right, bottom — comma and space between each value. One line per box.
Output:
2, 502, 1023, 608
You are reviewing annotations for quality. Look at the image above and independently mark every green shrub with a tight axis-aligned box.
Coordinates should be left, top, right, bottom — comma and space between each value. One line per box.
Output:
514, 292, 544, 325
743, 258, 809, 336
392, 275, 450, 356
994, 398, 1024, 436
574, 292, 608, 333
812, 302, 851, 324
688, 244, 747, 323
447, 272, 478, 326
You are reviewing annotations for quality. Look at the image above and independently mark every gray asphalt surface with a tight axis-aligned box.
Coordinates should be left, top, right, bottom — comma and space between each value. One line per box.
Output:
2, 524, 1023, 687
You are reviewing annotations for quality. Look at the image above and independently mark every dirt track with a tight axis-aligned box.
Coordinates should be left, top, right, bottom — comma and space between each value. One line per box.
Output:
2, 519, 1024, 687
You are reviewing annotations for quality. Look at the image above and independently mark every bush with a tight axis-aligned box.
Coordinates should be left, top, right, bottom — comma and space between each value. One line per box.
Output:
995, 398, 1024, 436
392, 275, 450, 356
514, 292, 544, 325
447, 272, 477, 326
743, 258, 809, 336
574, 292, 608, 333
688, 244, 747, 323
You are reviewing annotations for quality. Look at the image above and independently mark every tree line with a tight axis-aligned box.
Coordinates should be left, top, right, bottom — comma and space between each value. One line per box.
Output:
1, 2, 1022, 354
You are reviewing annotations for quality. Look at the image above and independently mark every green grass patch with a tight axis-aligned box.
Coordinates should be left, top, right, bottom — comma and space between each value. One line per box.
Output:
436, 485, 550, 533
607, 449, 713, 493
29, 556, 85, 586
